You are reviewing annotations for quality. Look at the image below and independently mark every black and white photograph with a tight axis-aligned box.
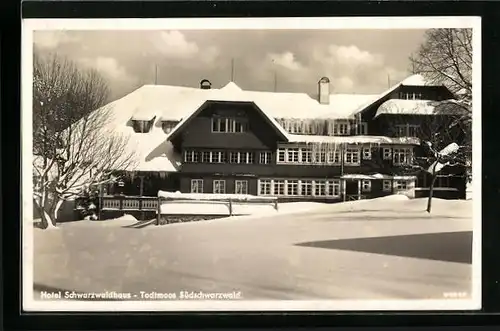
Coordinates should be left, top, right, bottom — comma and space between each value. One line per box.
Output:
22, 17, 481, 311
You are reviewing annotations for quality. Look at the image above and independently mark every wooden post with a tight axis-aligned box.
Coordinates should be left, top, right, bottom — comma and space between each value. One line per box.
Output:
228, 199, 233, 216
357, 180, 362, 200
156, 196, 161, 226
139, 175, 145, 221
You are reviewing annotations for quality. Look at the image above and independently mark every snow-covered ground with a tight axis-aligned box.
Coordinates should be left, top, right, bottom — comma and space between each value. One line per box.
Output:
32, 196, 474, 302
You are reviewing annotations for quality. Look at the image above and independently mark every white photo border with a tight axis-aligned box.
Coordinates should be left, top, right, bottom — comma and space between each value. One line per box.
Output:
21, 16, 482, 312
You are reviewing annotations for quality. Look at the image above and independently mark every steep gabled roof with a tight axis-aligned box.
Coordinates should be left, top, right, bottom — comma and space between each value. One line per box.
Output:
352, 74, 432, 116
165, 99, 290, 143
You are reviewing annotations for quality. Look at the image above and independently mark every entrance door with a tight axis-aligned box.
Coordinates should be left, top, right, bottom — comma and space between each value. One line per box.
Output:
345, 180, 360, 201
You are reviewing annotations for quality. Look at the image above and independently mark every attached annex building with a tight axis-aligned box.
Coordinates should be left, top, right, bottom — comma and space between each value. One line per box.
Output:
103, 74, 466, 202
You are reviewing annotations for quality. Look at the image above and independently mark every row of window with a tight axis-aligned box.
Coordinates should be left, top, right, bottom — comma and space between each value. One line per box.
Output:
184, 147, 413, 166
184, 151, 272, 164
212, 117, 248, 133
259, 179, 341, 197
189, 178, 413, 196
258, 178, 411, 197
382, 147, 413, 165
190, 179, 248, 194
135, 117, 420, 140
277, 147, 365, 165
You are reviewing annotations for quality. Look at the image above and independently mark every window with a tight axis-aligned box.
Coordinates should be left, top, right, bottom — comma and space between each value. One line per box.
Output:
293, 122, 301, 133
318, 151, 327, 163
244, 152, 254, 164
202, 151, 212, 163
408, 125, 419, 137
393, 148, 413, 166
327, 151, 341, 164
278, 149, 286, 162
301, 148, 312, 163
229, 152, 239, 163
357, 122, 368, 135
395, 124, 420, 137
287, 180, 299, 196
259, 151, 272, 164
314, 181, 326, 196
259, 179, 272, 195
162, 121, 178, 134
212, 117, 247, 133
334, 122, 349, 135
287, 148, 299, 162
326, 180, 341, 197
383, 148, 392, 160
190, 179, 204, 193
362, 147, 372, 160
394, 180, 408, 190
436, 175, 451, 188
201, 151, 225, 163
344, 148, 360, 165
212, 151, 226, 163
274, 180, 285, 195
382, 180, 392, 192
301, 180, 313, 196
235, 180, 248, 195
361, 180, 371, 193
213, 180, 226, 194
400, 92, 423, 100
132, 119, 154, 133
184, 150, 199, 163
229, 152, 253, 164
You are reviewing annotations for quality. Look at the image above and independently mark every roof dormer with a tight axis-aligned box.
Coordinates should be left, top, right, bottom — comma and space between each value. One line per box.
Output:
130, 115, 156, 133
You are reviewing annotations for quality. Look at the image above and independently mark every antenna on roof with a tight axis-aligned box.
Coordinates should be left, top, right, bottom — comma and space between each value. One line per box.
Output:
274, 70, 278, 92
387, 73, 391, 88
155, 64, 158, 85
231, 58, 235, 82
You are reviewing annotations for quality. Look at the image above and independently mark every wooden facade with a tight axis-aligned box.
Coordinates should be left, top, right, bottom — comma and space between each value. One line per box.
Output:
111, 82, 466, 202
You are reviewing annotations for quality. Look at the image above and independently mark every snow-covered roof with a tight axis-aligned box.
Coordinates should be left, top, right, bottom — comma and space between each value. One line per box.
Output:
374, 99, 462, 118
92, 74, 441, 172
112, 81, 378, 124
352, 74, 431, 115
112, 126, 181, 172
285, 134, 420, 145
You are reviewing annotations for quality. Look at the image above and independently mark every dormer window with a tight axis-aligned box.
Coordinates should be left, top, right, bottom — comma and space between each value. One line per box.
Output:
132, 117, 155, 133
212, 116, 248, 133
162, 120, 178, 134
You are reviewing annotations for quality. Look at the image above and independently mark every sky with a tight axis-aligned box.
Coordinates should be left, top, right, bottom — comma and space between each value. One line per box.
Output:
33, 29, 428, 101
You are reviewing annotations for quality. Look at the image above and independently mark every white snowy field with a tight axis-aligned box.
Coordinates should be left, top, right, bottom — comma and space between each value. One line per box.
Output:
31, 196, 474, 301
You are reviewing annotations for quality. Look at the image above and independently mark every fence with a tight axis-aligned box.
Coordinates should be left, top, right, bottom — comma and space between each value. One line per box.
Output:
100, 195, 279, 225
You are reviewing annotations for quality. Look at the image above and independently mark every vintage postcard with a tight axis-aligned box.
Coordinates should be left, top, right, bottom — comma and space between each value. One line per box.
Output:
22, 17, 481, 311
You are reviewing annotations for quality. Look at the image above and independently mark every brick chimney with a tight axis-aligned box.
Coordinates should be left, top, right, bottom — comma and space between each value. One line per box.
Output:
318, 77, 330, 104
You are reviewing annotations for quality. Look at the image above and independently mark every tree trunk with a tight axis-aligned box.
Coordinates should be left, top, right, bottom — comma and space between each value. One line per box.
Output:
426, 174, 438, 213
52, 198, 64, 223
34, 197, 57, 229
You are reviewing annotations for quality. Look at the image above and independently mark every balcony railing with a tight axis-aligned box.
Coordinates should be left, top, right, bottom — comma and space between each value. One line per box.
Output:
101, 195, 158, 211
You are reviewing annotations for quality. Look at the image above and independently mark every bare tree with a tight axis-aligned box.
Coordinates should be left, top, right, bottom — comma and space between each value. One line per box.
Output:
33, 51, 137, 229
381, 101, 469, 213
409, 28, 473, 179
